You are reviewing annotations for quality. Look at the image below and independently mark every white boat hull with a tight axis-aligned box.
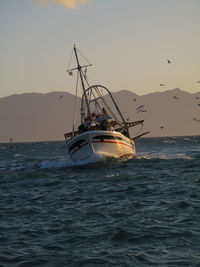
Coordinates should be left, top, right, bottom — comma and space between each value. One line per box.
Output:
66, 130, 136, 162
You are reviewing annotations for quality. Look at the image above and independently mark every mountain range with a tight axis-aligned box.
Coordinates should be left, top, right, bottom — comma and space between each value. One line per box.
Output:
0, 88, 199, 143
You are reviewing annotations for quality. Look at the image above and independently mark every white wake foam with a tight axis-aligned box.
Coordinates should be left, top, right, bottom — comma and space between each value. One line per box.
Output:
39, 154, 103, 169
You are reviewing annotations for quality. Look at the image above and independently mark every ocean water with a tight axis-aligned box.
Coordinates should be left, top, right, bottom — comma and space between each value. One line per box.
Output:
0, 136, 200, 266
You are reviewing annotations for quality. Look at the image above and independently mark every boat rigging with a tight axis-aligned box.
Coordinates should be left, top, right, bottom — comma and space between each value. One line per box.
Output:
64, 45, 149, 161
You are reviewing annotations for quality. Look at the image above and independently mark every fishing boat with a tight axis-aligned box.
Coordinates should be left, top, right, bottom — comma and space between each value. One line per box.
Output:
64, 45, 149, 162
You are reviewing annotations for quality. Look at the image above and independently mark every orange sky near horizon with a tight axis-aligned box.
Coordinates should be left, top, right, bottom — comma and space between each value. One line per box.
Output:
0, 0, 200, 98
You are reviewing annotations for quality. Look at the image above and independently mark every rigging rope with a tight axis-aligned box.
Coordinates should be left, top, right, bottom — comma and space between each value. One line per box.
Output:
66, 48, 74, 72
76, 48, 91, 65
94, 86, 121, 123
77, 62, 122, 125
80, 71, 104, 115
72, 71, 79, 135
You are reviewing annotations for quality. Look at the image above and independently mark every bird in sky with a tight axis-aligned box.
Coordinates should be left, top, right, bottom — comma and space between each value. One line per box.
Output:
136, 105, 145, 110
160, 84, 165, 86
167, 59, 171, 64
137, 109, 147, 114
193, 118, 200, 122
172, 96, 180, 101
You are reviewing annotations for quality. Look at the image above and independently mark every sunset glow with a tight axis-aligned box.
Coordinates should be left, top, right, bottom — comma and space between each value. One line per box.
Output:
0, 0, 200, 98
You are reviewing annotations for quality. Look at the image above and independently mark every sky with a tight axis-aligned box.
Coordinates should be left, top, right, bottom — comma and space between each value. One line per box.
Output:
0, 0, 200, 98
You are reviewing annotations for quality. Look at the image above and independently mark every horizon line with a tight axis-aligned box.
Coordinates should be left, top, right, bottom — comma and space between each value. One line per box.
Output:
1, 87, 200, 99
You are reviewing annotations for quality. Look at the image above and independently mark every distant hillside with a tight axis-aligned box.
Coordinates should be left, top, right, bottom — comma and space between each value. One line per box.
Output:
113, 88, 200, 138
0, 89, 199, 142
0, 92, 80, 142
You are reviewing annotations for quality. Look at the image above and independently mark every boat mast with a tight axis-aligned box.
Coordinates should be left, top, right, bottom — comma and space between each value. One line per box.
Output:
73, 45, 91, 121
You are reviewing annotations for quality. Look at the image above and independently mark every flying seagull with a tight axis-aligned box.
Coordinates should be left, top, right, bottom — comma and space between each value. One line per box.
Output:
136, 105, 145, 110
193, 118, 200, 122
172, 96, 180, 101
167, 59, 171, 64
137, 109, 147, 114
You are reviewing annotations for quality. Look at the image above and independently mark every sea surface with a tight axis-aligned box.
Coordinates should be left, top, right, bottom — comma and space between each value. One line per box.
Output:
0, 136, 200, 266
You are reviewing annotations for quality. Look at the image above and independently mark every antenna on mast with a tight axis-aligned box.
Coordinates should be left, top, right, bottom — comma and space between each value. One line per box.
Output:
67, 45, 92, 121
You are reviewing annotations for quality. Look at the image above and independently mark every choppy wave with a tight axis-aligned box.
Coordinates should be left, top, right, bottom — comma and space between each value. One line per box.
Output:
39, 152, 193, 170
0, 136, 200, 266
0, 152, 193, 172
137, 153, 192, 160
163, 139, 176, 144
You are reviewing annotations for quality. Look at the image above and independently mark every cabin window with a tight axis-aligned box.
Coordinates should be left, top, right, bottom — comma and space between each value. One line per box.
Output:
116, 136, 123, 140
93, 135, 115, 140
69, 139, 86, 152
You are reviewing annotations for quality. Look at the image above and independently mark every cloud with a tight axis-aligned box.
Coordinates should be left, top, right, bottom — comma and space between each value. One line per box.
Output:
36, 0, 92, 9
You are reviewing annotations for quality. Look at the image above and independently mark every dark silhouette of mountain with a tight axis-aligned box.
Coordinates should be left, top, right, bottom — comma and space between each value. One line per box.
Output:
0, 89, 199, 142
112, 88, 200, 138
0, 91, 80, 142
